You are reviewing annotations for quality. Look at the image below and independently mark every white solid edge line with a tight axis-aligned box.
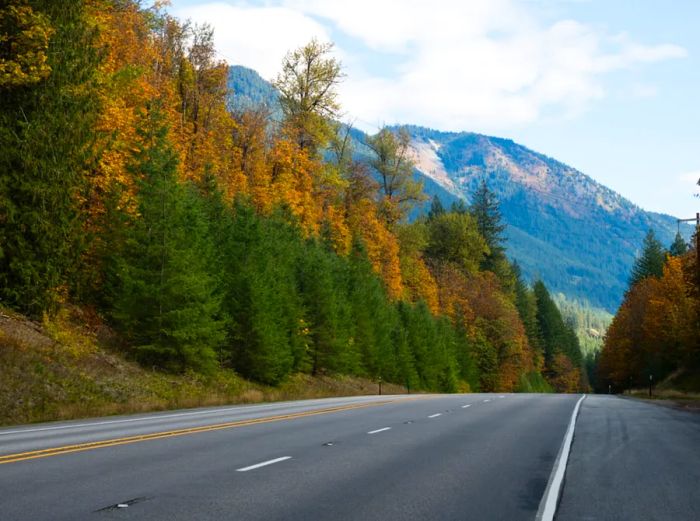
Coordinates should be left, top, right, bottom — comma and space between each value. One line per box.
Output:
461, 404, 471, 408
236, 456, 292, 472
428, 413, 442, 418
367, 427, 391, 434
535, 394, 586, 521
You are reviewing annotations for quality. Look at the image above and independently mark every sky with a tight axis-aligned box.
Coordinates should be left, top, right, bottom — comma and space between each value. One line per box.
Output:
168, 0, 700, 218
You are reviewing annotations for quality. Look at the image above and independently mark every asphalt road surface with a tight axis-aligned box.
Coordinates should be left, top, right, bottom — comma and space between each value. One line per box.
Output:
0, 393, 697, 520
557, 395, 700, 521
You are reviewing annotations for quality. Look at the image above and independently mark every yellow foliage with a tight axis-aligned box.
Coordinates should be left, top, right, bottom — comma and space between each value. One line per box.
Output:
348, 199, 403, 299
0, 2, 54, 88
401, 255, 440, 314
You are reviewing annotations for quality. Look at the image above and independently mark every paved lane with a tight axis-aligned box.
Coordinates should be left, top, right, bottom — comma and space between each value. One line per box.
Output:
0, 393, 579, 521
557, 395, 700, 521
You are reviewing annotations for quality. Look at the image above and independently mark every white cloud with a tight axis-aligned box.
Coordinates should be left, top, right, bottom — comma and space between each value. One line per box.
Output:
628, 83, 658, 99
172, 2, 331, 80
170, 0, 687, 132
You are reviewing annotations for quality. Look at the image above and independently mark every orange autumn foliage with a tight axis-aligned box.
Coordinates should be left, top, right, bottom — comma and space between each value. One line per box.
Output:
599, 254, 699, 390
431, 263, 536, 392
462, 272, 536, 391
549, 353, 581, 393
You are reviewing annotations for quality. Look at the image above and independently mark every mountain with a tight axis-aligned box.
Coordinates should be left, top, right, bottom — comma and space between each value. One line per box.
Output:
227, 65, 280, 117
227, 65, 692, 312
403, 127, 691, 311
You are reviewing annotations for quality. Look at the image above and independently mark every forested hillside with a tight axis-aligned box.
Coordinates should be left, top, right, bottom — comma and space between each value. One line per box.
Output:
0, 0, 586, 401
596, 231, 700, 393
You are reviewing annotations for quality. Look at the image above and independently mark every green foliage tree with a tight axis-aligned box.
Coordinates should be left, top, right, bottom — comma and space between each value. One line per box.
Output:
533, 280, 583, 380
470, 180, 506, 262
347, 244, 400, 381
110, 109, 224, 373
366, 126, 426, 224
450, 199, 468, 214
513, 263, 543, 356
469, 180, 514, 292
0, 0, 101, 315
274, 38, 343, 155
630, 230, 666, 286
669, 232, 689, 257
398, 301, 458, 392
425, 212, 488, 274
428, 195, 445, 220
222, 204, 305, 384
297, 240, 358, 376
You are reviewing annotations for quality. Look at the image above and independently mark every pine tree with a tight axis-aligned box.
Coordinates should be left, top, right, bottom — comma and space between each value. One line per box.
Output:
533, 280, 583, 385
469, 180, 514, 292
470, 180, 506, 261
629, 230, 666, 286
450, 199, 469, 214
297, 240, 356, 376
428, 195, 445, 219
399, 301, 458, 392
347, 244, 398, 381
513, 262, 543, 357
669, 232, 689, 257
0, 0, 101, 315
110, 108, 224, 373
223, 205, 304, 384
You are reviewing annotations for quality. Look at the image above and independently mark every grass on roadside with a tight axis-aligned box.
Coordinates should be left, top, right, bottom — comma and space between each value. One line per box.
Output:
0, 306, 407, 427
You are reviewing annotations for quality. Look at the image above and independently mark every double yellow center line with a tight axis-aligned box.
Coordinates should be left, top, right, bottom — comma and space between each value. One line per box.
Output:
0, 398, 417, 465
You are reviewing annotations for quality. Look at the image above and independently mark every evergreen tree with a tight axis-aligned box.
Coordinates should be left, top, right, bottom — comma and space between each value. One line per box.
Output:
533, 280, 583, 378
428, 195, 445, 219
513, 263, 543, 356
399, 301, 458, 392
469, 180, 506, 262
297, 240, 357, 376
193, 172, 236, 365
110, 108, 223, 373
669, 232, 689, 257
223, 205, 305, 384
425, 212, 488, 274
347, 244, 399, 381
469, 180, 514, 292
0, 0, 101, 315
450, 199, 468, 214
629, 230, 666, 286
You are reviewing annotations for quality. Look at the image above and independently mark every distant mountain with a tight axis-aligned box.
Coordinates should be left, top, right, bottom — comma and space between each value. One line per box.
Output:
227, 65, 692, 312
403, 127, 691, 311
227, 65, 279, 115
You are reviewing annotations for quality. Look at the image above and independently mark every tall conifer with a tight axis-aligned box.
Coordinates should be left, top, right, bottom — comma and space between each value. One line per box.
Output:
110, 108, 223, 373
630, 230, 666, 286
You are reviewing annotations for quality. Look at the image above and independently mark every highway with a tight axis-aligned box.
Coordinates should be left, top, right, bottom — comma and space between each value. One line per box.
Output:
0, 393, 698, 520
